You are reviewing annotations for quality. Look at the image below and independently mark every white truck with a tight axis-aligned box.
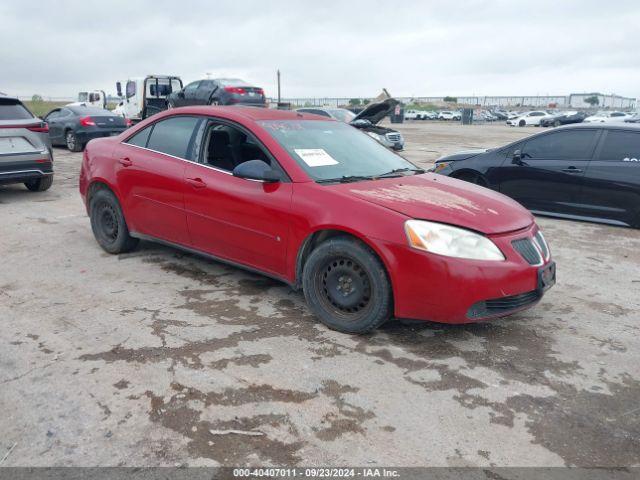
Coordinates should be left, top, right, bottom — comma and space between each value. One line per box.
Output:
115, 75, 183, 122
68, 90, 107, 109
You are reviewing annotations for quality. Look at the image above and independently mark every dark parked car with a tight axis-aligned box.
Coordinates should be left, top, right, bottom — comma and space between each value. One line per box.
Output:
168, 78, 266, 108
296, 98, 405, 150
540, 110, 587, 127
0, 96, 53, 191
432, 124, 640, 228
44, 106, 128, 152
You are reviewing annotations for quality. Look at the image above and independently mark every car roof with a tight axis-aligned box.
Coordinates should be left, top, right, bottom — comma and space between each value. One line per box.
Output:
0, 95, 22, 102
164, 105, 337, 122
554, 123, 640, 131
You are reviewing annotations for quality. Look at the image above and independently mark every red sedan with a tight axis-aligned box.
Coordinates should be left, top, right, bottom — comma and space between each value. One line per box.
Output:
79, 106, 555, 333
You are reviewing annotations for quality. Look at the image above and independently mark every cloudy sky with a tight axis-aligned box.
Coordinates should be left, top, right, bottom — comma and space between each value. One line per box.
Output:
1, 0, 638, 100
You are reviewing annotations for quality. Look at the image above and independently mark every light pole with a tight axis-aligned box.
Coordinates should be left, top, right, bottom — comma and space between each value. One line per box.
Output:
277, 69, 281, 104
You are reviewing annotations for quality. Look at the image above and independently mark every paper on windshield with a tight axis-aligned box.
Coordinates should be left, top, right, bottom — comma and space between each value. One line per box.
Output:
294, 148, 338, 167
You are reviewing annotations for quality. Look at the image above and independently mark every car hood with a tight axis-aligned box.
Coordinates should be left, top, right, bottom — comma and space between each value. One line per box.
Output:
437, 149, 488, 162
352, 98, 399, 125
337, 174, 533, 235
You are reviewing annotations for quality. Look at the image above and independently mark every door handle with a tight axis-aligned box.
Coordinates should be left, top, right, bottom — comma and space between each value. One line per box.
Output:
561, 167, 583, 173
118, 157, 133, 167
186, 177, 206, 188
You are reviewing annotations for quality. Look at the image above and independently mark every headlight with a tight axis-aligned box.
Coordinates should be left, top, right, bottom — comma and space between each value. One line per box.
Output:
405, 220, 505, 261
433, 162, 450, 172
366, 131, 384, 142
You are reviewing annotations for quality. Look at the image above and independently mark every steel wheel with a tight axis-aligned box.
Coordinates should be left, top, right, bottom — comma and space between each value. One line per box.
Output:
315, 256, 373, 320
96, 201, 119, 245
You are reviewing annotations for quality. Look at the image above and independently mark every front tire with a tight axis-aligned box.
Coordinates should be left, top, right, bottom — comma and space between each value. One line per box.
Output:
518, 119, 526, 127
24, 175, 53, 192
89, 189, 138, 254
302, 237, 392, 334
66, 130, 83, 152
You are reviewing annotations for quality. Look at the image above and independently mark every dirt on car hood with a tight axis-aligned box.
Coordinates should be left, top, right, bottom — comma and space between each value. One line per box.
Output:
342, 173, 534, 235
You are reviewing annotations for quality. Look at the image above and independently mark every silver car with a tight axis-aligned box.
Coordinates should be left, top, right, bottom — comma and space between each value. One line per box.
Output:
0, 96, 53, 191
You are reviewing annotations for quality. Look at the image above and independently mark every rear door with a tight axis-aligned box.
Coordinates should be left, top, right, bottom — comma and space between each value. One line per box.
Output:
194, 80, 217, 105
44, 110, 63, 143
498, 128, 600, 214
181, 81, 201, 106
578, 129, 640, 226
116, 116, 202, 245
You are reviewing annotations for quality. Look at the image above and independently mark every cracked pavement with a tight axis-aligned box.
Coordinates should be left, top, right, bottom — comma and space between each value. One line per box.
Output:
1, 123, 639, 467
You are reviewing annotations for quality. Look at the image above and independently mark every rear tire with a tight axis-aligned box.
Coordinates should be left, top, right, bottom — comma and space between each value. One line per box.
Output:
302, 237, 392, 334
66, 130, 83, 152
89, 189, 138, 254
24, 175, 53, 192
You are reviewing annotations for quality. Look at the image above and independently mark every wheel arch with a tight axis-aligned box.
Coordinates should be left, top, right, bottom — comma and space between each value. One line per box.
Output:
293, 228, 395, 297
86, 179, 124, 213
451, 168, 488, 186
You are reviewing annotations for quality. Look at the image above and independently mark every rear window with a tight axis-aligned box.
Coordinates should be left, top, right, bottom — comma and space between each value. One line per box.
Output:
0, 99, 34, 120
146, 116, 201, 160
69, 107, 112, 116
598, 131, 640, 161
125, 126, 153, 148
216, 78, 250, 87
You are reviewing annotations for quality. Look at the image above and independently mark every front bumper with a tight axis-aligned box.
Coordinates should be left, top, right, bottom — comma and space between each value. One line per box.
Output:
375, 223, 554, 324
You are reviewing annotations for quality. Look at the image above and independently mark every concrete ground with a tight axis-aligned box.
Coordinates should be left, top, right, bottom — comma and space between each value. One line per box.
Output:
1, 122, 639, 467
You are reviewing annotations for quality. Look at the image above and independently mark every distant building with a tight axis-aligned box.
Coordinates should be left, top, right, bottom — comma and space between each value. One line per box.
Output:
568, 93, 636, 109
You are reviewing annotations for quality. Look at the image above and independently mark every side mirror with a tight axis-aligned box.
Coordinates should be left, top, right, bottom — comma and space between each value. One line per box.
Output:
350, 119, 372, 127
233, 160, 281, 183
116, 82, 122, 97
512, 149, 523, 165
178, 90, 185, 98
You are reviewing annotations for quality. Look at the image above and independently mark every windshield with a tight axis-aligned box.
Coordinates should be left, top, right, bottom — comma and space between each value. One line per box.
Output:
327, 109, 356, 123
260, 120, 419, 182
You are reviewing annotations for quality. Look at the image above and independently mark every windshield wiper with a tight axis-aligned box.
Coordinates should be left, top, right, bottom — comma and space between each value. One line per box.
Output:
376, 167, 425, 178
316, 175, 374, 184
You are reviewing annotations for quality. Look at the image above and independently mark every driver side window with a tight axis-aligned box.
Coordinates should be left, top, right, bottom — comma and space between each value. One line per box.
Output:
185, 81, 200, 92
200, 122, 270, 172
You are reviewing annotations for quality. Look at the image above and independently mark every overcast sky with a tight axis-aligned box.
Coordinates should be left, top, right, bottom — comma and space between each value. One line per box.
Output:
1, 0, 638, 100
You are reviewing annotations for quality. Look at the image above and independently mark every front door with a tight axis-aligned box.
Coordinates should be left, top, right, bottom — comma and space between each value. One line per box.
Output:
183, 121, 292, 277
498, 129, 600, 214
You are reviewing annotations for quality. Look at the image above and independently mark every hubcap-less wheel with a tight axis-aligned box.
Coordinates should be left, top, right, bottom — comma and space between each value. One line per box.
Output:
316, 256, 372, 318
66, 131, 76, 150
302, 237, 392, 333
519, 120, 526, 127
96, 201, 119, 245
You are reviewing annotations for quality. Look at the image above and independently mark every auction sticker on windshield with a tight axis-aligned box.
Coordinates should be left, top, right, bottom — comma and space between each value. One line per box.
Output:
294, 148, 339, 167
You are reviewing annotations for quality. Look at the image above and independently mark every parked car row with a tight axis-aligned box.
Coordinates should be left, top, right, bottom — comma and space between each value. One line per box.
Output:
506, 109, 635, 127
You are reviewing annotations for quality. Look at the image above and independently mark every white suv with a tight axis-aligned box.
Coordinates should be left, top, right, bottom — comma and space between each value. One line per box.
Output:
438, 111, 461, 121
